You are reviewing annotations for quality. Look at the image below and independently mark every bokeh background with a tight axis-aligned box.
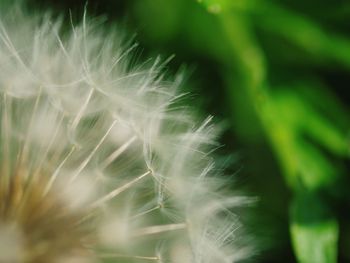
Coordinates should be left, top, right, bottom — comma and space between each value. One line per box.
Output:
24, 0, 350, 262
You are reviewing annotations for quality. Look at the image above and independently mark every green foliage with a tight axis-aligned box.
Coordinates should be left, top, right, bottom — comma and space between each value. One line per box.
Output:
291, 192, 338, 263
196, 0, 349, 262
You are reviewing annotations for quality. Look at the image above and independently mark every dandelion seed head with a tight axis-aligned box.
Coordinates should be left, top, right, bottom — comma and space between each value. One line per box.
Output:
0, 5, 252, 263
0, 222, 24, 262
0, 169, 94, 263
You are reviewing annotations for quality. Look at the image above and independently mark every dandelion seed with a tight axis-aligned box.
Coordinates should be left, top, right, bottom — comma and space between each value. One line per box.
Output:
0, 5, 252, 263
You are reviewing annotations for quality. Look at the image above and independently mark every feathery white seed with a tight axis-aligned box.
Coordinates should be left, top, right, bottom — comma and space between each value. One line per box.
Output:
0, 6, 252, 263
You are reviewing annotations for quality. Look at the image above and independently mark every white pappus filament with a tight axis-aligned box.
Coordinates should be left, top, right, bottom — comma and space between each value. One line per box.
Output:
0, 5, 252, 263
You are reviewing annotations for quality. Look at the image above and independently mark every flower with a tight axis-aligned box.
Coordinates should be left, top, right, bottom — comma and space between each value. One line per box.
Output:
0, 5, 252, 263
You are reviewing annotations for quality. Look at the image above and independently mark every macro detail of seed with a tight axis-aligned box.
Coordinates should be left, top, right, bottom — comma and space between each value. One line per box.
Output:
0, 4, 252, 263
0, 167, 93, 263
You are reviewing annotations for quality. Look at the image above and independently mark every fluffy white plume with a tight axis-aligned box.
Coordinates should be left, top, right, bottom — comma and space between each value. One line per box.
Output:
0, 5, 252, 263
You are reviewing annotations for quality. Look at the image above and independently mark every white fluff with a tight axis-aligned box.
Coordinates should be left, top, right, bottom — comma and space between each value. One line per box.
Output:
0, 5, 252, 263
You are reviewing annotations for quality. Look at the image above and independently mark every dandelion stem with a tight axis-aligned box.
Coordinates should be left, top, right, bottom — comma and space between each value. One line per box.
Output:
43, 145, 76, 196
17, 90, 42, 170
100, 253, 159, 261
32, 114, 65, 180
89, 170, 151, 208
133, 223, 187, 236
70, 88, 94, 131
101, 135, 137, 169
70, 120, 117, 183
1, 93, 10, 184
131, 205, 161, 220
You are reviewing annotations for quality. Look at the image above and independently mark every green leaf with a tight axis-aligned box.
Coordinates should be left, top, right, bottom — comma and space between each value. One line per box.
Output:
256, 3, 350, 69
196, 0, 250, 13
267, 87, 348, 190
290, 193, 338, 263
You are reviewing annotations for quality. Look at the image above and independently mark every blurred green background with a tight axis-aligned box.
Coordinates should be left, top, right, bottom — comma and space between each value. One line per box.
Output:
27, 0, 350, 262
